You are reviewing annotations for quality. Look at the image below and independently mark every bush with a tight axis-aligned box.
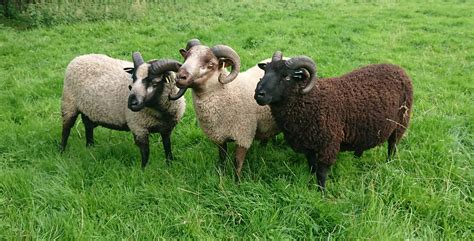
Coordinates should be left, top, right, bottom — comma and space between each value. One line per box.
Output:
1, 0, 151, 28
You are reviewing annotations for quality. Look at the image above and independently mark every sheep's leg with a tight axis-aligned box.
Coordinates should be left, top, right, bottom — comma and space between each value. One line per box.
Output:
316, 143, 338, 190
81, 114, 96, 147
305, 151, 317, 174
218, 142, 228, 168
354, 150, 364, 158
387, 131, 398, 160
134, 134, 150, 168
234, 146, 247, 182
316, 162, 331, 191
160, 131, 173, 164
60, 111, 79, 152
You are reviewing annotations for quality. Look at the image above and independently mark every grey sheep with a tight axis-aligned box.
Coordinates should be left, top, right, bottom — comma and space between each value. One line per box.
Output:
60, 53, 185, 167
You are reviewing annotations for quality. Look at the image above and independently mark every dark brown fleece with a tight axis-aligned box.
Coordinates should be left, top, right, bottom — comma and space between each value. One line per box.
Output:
270, 64, 413, 165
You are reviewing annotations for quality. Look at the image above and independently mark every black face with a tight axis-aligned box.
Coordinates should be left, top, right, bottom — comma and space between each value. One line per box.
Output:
255, 61, 307, 105
125, 63, 167, 112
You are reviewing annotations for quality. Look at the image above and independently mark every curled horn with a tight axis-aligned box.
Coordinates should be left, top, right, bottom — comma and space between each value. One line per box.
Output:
150, 59, 181, 75
210, 45, 241, 84
185, 39, 202, 51
285, 56, 317, 94
132, 52, 144, 68
168, 88, 187, 101
149, 59, 185, 101
272, 51, 283, 62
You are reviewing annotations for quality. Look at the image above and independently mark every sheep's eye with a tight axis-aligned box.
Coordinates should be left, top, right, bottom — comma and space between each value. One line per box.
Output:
151, 80, 161, 87
208, 62, 215, 69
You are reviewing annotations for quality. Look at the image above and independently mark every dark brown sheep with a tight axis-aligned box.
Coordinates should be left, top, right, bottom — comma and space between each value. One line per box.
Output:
254, 51, 413, 189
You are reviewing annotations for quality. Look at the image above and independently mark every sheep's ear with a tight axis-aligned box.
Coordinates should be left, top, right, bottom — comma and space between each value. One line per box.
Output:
218, 58, 232, 68
258, 63, 267, 70
293, 68, 310, 80
179, 49, 187, 58
124, 67, 134, 74
163, 71, 175, 83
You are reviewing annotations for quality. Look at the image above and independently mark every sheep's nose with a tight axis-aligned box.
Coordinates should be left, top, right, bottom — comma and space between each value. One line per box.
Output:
177, 68, 190, 80
256, 90, 266, 99
128, 94, 139, 106
177, 72, 188, 82
176, 69, 191, 88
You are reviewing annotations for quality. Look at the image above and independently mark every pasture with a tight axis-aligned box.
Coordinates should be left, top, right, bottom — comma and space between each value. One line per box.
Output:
0, 1, 472, 239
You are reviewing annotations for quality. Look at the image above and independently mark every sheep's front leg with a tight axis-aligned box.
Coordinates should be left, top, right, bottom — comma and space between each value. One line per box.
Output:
160, 131, 173, 164
134, 134, 150, 168
316, 162, 330, 191
315, 143, 338, 190
234, 145, 248, 182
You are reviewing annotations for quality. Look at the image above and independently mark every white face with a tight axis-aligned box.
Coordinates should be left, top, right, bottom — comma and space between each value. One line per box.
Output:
176, 45, 220, 88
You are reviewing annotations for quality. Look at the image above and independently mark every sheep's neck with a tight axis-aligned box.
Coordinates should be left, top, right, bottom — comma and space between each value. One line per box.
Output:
192, 68, 230, 98
269, 88, 311, 131
145, 86, 176, 120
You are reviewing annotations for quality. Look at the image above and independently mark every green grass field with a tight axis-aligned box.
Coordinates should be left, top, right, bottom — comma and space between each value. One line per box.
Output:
1, 1, 473, 239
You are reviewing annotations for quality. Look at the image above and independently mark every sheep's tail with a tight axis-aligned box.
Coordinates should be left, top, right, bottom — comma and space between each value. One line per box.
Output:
399, 72, 413, 130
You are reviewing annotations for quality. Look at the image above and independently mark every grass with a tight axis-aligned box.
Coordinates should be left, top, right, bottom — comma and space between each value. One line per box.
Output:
0, 0, 473, 239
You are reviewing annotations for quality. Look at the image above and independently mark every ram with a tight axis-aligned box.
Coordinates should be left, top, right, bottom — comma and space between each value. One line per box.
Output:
255, 51, 413, 189
61, 53, 185, 167
170, 39, 279, 180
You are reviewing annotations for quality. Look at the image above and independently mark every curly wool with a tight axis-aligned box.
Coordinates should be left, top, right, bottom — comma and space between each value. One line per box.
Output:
192, 64, 278, 148
271, 64, 413, 164
61, 54, 185, 139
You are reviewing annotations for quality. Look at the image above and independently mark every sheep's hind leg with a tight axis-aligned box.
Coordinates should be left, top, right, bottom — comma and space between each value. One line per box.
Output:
218, 142, 228, 169
160, 131, 173, 164
60, 111, 79, 152
305, 151, 321, 189
81, 114, 96, 147
305, 150, 331, 191
387, 131, 398, 161
134, 134, 150, 168
305, 151, 317, 174
354, 150, 364, 158
234, 146, 248, 182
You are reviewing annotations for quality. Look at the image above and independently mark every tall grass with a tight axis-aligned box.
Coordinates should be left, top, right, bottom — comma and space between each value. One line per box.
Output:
0, 0, 473, 239
2, 0, 156, 27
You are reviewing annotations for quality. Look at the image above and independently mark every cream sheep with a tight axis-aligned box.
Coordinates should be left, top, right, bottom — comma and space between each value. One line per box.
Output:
60, 53, 185, 167
170, 39, 279, 180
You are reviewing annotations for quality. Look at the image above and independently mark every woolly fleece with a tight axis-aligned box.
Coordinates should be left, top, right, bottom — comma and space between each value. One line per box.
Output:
270, 63, 413, 165
192, 64, 279, 149
61, 54, 185, 141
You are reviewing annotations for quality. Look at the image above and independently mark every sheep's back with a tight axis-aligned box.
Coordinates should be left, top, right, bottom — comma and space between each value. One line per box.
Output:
323, 64, 412, 150
273, 64, 412, 154
63, 54, 130, 126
